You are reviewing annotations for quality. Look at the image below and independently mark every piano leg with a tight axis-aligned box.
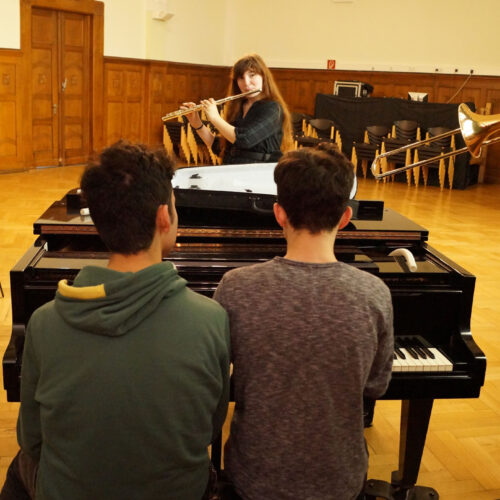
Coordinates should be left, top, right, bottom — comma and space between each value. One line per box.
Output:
391, 398, 434, 495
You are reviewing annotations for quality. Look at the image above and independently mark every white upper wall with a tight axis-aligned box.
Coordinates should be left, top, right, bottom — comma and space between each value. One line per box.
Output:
1, 0, 499, 75
224, 0, 500, 76
0, 0, 21, 50
141, 0, 227, 64
102, 0, 147, 59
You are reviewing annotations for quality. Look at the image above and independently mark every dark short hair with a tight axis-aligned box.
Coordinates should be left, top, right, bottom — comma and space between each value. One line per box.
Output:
274, 143, 354, 233
81, 140, 175, 254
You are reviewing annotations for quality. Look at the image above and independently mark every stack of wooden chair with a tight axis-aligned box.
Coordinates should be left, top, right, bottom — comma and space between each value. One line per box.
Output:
415, 126, 455, 189
295, 117, 342, 151
382, 120, 421, 185
163, 111, 222, 166
351, 125, 391, 179
163, 119, 192, 164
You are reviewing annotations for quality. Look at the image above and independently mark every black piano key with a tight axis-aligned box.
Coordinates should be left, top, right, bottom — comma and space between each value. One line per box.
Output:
409, 341, 427, 359
398, 337, 419, 360
414, 337, 435, 359
394, 343, 406, 359
406, 347, 419, 360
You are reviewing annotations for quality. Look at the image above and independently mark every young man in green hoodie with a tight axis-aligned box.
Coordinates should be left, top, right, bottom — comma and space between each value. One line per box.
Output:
4, 141, 230, 500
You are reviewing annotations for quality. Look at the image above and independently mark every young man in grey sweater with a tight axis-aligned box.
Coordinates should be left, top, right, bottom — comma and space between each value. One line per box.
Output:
214, 143, 394, 500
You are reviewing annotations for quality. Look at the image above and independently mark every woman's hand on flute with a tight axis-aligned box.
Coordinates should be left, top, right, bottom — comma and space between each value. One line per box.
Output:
201, 98, 236, 143
201, 98, 220, 123
180, 102, 203, 128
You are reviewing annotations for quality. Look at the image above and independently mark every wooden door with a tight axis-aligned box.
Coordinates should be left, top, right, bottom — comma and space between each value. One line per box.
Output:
31, 7, 91, 166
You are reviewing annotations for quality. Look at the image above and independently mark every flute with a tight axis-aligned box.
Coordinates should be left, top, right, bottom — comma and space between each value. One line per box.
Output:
161, 88, 262, 122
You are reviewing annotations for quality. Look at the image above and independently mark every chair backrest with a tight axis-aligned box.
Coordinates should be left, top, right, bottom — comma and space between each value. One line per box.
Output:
394, 120, 418, 141
427, 126, 452, 148
164, 121, 183, 141
366, 125, 391, 147
309, 118, 335, 139
291, 112, 308, 136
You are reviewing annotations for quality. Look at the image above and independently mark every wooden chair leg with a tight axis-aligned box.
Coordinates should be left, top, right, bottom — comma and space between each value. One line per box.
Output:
438, 156, 446, 190
351, 147, 358, 177
405, 150, 412, 186
447, 156, 455, 190
413, 151, 420, 187
422, 166, 429, 186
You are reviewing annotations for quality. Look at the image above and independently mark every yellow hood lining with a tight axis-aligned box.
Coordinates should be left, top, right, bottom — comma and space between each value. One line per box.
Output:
58, 279, 106, 300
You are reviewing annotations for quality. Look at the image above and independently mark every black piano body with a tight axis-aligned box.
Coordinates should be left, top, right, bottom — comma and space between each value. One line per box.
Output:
3, 185, 486, 495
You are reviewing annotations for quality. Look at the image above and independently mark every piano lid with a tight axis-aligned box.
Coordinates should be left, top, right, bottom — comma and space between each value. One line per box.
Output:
32, 163, 428, 243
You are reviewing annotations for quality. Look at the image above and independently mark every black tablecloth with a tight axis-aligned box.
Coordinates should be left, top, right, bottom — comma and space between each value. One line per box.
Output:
314, 94, 478, 188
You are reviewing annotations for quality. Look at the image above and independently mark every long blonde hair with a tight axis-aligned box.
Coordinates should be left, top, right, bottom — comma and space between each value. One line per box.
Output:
222, 54, 293, 153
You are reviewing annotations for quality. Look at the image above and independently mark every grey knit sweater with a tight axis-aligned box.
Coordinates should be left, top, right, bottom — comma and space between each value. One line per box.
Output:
214, 256, 393, 500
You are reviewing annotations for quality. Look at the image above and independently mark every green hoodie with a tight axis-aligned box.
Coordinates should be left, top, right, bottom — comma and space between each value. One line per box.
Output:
17, 261, 230, 500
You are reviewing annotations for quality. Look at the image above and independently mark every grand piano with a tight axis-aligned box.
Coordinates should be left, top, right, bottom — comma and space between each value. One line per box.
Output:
3, 163, 486, 497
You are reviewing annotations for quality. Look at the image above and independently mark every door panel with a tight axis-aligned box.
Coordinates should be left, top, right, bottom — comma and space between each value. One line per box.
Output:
60, 11, 90, 164
30, 8, 90, 166
31, 9, 58, 165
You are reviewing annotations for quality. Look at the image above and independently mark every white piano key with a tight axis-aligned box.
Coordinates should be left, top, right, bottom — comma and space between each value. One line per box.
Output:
393, 337, 453, 373
392, 354, 403, 372
429, 348, 453, 372
400, 348, 420, 372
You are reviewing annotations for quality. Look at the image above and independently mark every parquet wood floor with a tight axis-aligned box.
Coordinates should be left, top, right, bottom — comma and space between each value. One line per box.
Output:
0, 166, 499, 498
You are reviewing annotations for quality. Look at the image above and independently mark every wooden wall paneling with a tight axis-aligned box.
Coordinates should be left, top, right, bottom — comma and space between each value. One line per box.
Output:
295, 79, 314, 114
189, 69, 201, 98
162, 69, 177, 113
103, 61, 146, 146
166, 63, 227, 105
147, 64, 167, 147
313, 79, 334, 100
272, 75, 292, 110
391, 83, 415, 100
175, 73, 188, 108
482, 87, 500, 183
485, 88, 500, 113
485, 144, 500, 184
0, 51, 24, 172
273, 73, 302, 114
125, 65, 146, 144
461, 87, 483, 108
103, 65, 124, 145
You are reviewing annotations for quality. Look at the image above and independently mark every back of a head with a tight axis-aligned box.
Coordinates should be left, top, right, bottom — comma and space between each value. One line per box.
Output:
80, 140, 175, 254
274, 143, 354, 233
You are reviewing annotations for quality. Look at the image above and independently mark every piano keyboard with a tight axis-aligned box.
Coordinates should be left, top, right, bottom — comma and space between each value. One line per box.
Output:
393, 335, 453, 372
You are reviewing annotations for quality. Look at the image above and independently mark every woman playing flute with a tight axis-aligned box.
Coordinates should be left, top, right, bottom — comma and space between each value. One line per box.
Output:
181, 54, 293, 165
